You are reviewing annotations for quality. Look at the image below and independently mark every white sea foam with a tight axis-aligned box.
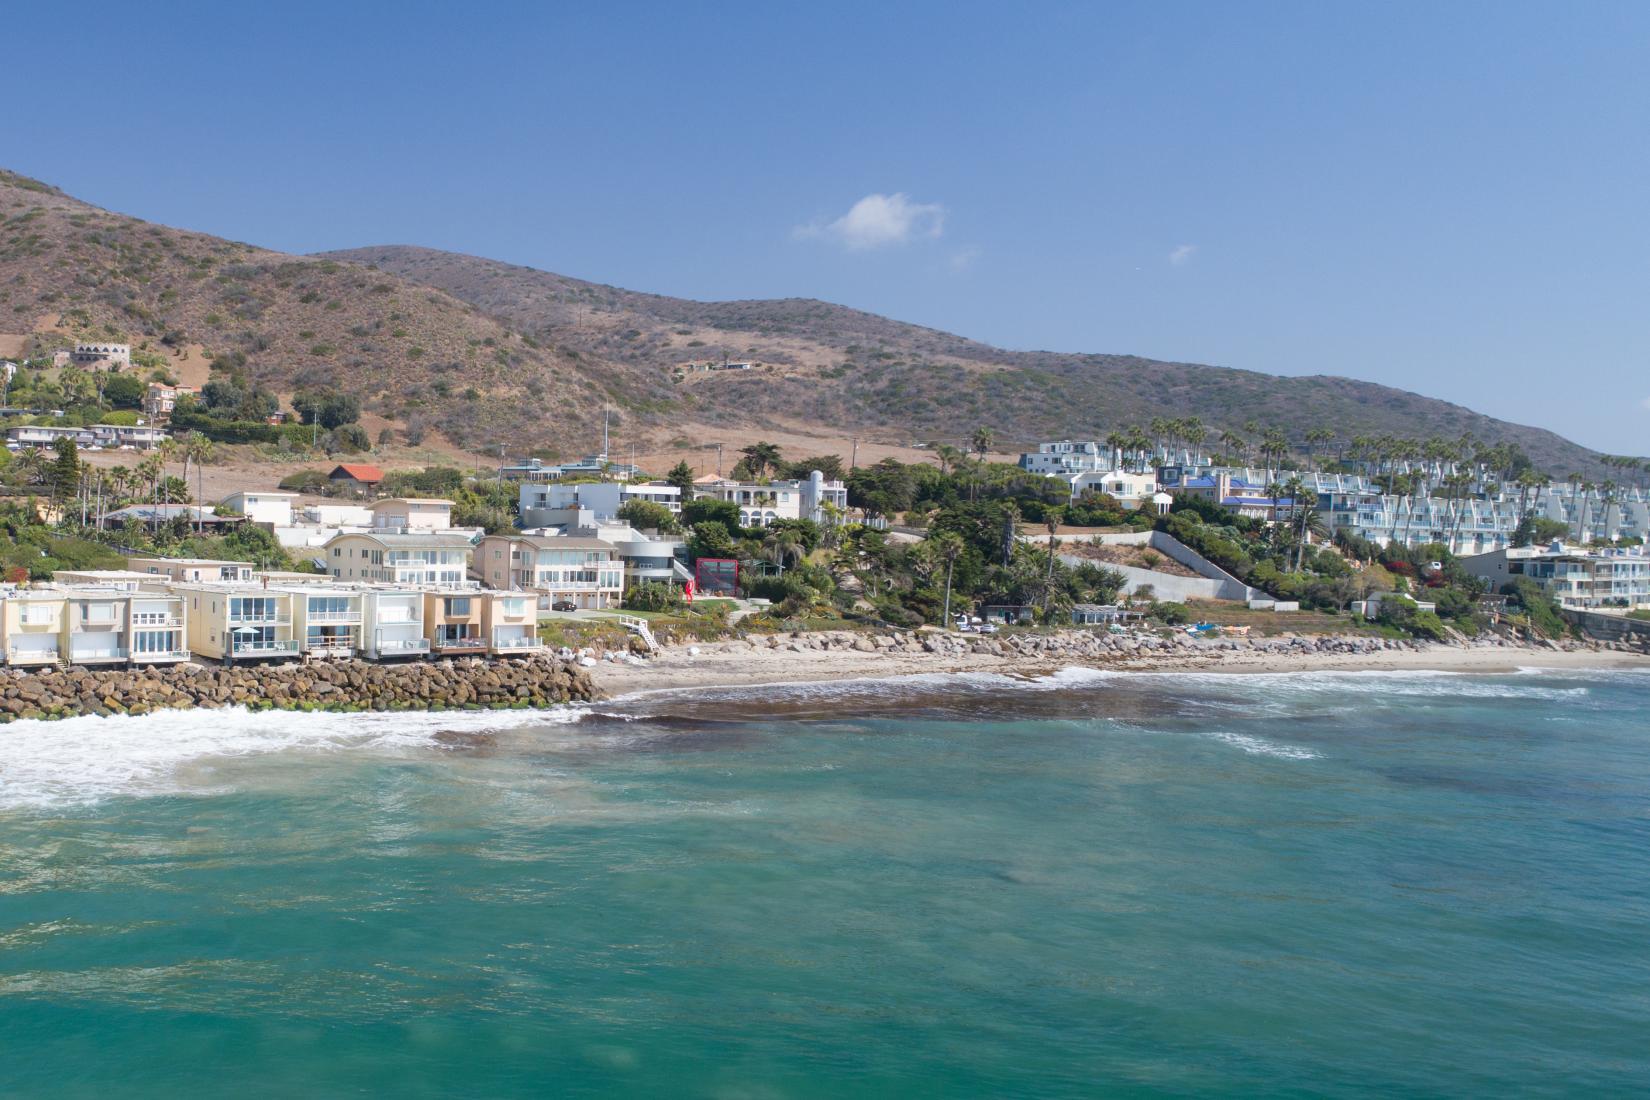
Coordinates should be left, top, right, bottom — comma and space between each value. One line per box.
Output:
0, 704, 594, 811
1203, 731, 1322, 760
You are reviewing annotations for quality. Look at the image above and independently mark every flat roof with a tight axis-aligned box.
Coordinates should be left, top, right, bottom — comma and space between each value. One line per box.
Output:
333, 531, 476, 547
487, 535, 616, 551
368, 497, 454, 507
129, 557, 255, 567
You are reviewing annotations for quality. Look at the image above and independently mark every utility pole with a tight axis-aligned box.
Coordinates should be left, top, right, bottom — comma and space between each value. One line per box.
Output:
715, 442, 724, 477
850, 436, 859, 472
602, 408, 610, 462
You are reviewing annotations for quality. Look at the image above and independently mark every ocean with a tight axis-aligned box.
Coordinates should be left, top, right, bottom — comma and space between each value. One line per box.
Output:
1, 667, 1647, 1098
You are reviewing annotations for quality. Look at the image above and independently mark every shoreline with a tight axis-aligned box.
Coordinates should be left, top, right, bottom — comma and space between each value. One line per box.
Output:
588, 632, 1650, 697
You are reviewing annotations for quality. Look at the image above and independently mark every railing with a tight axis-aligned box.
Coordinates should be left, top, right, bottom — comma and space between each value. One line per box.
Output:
374, 638, 431, 654
132, 649, 190, 661
434, 636, 487, 651
491, 635, 542, 650
303, 643, 355, 657
132, 615, 183, 627
6, 647, 60, 661
232, 639, 300, 655
70, 647, 128, 661
306, 610, 362, 623
229, 613, 287, 625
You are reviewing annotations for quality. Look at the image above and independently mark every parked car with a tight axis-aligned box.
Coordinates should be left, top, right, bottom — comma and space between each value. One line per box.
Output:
551, 600, 578, 612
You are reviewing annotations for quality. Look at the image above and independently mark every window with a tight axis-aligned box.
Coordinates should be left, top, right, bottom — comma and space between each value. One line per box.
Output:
444, 597, 472, 617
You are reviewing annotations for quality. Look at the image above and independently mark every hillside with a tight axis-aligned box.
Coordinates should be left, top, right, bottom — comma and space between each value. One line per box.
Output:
324, 245, 1612, 475
0, 167, 1613, 474
0, 170, 631, 453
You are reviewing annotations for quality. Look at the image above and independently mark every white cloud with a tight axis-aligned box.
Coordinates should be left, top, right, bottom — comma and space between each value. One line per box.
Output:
948, 245, 981, 272
1168, 243, 1197, 266
1642, 395, 1650, 411
795, 192, 946, 250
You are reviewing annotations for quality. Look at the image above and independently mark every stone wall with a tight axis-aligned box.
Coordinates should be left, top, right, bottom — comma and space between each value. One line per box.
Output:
0, 655, 598, 723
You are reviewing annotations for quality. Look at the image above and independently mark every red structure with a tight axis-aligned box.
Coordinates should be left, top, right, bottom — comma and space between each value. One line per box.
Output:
694, 558, 740, 597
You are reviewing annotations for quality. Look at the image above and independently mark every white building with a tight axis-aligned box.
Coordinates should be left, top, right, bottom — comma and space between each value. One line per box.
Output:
518, 481, 681, 526
1065, 468, 1159, 507
1461, 542, 1650, 610
692, 471, 848, 527
1019, 440, 1112, 475
220, 490, 299, 527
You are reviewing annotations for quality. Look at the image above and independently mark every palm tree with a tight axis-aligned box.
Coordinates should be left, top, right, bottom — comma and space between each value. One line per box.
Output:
1042, 505, 1065, 617
1219, 430, 1245, 467
934, 443, 963, 476
185, 433, 214, 533
935, 531, 963, 629
969, 426, 995, 465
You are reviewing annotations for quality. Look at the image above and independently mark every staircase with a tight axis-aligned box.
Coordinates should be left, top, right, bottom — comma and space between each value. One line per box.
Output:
617, 616, 659, 653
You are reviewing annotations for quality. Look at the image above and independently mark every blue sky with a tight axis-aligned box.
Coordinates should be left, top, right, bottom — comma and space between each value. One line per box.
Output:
7, 1, 1648, 453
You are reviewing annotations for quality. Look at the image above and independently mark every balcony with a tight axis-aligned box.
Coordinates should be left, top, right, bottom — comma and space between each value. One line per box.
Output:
132, 615, 183, 628
433, 636, 487, 652
69, 646, 128, 663
231, 639, 300, 656
131, 649, 190, 663
305, 610, 363, 624
373, 638, 431, 655
303, 642, 355, 658
492, 635, 543, 651
229, 612, 288, 626
6, 646, 60, 664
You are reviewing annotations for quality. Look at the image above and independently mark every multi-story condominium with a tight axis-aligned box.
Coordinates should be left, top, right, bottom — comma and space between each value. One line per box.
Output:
324, 531, 474, 585
367, 497, 455, 530
1, 590, 67, 666
517, 480, 681, 526
474, 535, 624, 609
175, 584, 300, 661
359, 588, 430, 660
1461, 543, 1650, 609
692, 470, 849, 527
219, 490, 298, 527
1019, 440, 1111, 475
289, 587, 365, 657
1, 588, 190, 667
422, 590, 490, 655
129, 557, 257, 584
481, 593, 542, 655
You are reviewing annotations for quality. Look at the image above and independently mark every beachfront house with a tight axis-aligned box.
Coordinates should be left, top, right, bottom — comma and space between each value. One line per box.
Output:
517, 481, 681, 526
482, 593, 542, 655
173, 584, 300, 662
324, 531, 474, 585
474, 534, 624, 609
421, 590, 489, 656
360, 588, 430, 660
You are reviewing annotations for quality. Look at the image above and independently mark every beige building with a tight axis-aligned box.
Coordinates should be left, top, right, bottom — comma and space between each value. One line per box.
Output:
367, 497, 455, 530
481, 593, 542, 654
422, 590, 489, 655
129, 557, 257, 584
1, 587, 188, 667
174, 584, 300, 662
475, 534, 623, 609
324, 531, 473, 585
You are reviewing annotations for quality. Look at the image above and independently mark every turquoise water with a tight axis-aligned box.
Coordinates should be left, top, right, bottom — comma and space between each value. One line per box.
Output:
2, 667, 1648, 1097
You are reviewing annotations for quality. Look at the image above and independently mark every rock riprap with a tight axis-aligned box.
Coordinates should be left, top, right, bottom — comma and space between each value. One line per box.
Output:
0, 655, 598, 722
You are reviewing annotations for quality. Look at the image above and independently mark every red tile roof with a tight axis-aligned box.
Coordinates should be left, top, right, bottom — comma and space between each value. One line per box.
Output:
328, 464, 385, 483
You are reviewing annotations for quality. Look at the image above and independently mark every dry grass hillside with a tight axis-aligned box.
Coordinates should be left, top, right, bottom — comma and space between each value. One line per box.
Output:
325, 245, 1612, 475
0, 167, 1611, 474
0, 170, 629, 455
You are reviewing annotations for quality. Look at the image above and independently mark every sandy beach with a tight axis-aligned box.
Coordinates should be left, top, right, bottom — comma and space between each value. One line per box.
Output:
587, 634, 1650, 698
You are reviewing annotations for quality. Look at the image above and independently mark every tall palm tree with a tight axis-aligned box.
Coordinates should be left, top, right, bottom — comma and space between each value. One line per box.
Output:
1042, 505, 1065, 617
185, 433, 215, 533
969, 426, 995, 465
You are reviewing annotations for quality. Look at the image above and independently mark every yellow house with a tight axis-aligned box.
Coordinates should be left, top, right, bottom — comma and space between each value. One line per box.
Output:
324, 531, 474, 585
1, 590, 68, 666
173, 584, 300, 662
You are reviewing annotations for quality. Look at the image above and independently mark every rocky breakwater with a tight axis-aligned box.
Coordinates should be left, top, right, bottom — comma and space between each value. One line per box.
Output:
736, 627, 1552, 664
0, 655, 599, 723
